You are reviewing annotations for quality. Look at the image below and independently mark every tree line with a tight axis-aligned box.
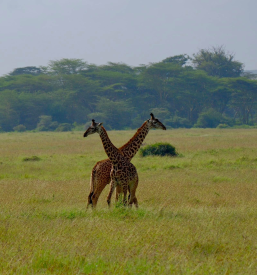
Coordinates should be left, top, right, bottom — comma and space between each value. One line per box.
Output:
0, 46, 257, 132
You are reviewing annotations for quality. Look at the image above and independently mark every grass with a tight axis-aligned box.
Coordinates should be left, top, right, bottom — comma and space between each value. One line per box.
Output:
1, 129, 257, 273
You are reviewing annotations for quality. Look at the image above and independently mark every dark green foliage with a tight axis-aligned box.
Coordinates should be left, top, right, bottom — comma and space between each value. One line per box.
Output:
192, 46, 244, 78
13, 124, 26, 132
47, 59, 88, 75
36, 116, 58, 131
162, 54, 190, 66
139, 143, 178, 157
22, 156, 41, 162
55, 123, 72, 132
194, 109, 223, 128
0, 51, 256, 132
89, 98, 133, 130
0, 90, 20, 131
164, 116, 192, 128
9, 66, 42, 76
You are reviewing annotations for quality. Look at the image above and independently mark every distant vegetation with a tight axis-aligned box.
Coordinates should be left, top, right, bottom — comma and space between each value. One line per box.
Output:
0, 46, 257, 132
139, 143, 178, 157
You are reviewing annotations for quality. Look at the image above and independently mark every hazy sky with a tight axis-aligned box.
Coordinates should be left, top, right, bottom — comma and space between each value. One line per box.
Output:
0, 0, 256, 76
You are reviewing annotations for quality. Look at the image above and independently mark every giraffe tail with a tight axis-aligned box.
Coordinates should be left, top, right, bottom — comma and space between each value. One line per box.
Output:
87, 166, 97, 208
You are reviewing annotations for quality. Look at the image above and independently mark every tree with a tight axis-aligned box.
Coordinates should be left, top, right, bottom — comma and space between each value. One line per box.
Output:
170, 70, 215, 123
9, 66, 42, 76
0, 90, 20, 131
162, 54, 190, 66
192, 46, 244, 78
226, 78, 257, 124
140, 62, 185, 103
36, 115, 58, 131
194, 108, 222, 128
89, 98, 134, 130
47, 59, 88, 75
3, 74, 56, 93
17, 92, 53, 129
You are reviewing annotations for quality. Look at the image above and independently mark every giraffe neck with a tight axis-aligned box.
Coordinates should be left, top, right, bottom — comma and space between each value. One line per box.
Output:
98, 126, 123, 165
119, 121, 150, 161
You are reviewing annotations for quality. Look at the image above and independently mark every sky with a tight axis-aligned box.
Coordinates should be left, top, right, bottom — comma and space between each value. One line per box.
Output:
0, 0, 256, 76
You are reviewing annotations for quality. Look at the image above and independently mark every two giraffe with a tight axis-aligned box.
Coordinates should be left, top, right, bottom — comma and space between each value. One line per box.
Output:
83, 113, 166, 207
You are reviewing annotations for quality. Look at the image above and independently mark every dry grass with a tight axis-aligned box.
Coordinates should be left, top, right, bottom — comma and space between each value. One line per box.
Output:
1, 129, 257, 274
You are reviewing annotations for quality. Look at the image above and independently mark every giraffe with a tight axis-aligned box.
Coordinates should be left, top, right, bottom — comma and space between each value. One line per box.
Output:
86, 113, 166, 208
84, 120, 139, 207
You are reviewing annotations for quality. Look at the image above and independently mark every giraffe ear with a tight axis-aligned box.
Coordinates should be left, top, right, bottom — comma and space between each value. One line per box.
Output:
98, 122, 103, 126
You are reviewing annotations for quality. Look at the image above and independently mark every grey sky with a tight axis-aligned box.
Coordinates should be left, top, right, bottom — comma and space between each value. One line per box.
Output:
0, 0, 256, 76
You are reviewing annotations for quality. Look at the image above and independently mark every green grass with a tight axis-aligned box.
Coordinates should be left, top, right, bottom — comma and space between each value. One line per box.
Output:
1, 129, 257, 274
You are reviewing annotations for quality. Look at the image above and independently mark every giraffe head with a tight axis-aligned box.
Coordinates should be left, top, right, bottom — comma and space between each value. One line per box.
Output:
146, 113, 166, 130
83, 119, 103, 137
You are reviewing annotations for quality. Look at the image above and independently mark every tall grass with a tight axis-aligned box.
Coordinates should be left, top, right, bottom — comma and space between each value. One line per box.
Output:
1, 129, 257, 274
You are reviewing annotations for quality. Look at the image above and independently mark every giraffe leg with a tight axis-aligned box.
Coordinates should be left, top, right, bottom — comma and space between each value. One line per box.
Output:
133, 196, 138, 208
107, 180, 116, 207
123, 185, 128, 206
128, 190, 135, 208
87, 176, 111, 209
115, 185, 122, 202
91, 179, 110, 208
129, 177, 138, 208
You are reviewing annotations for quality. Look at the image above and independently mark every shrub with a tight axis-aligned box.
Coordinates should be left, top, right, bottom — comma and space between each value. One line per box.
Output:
36, 115, 58, 131
13, 124, 26, 132
217, 123, 229, 129
22, 156, 41, 161
72, 122, 85, 131
194, 109, 222, 128
139, 142, 178, 157
55, 123, 72, 132
164, 116, 192, 128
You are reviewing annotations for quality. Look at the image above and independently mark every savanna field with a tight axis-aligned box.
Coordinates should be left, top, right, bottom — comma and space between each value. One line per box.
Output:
1, 129, 257, 274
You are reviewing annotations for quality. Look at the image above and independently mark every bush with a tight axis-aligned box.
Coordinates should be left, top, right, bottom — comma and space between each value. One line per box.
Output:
194, 109, 222, 128
13, 124, 26, 132
72, 122, 85, 131
22, 156, 41, 161
36, 115, 59, 131
217, 123, 230, 129
139, 142, 178, 157
55, 123, 72, 132
164, 116, 191, 128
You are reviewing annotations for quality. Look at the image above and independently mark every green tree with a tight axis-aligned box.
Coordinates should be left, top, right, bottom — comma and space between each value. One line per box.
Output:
2, 74, 56, 93
89, 98, 133, 129
47, 59, 88, 75
194, 108, 223, 128
162, 54, 190, 66
192, 46, 244, 78
226, 78, 257, 124
0, 90, 20, 131
8, 66, 42, 76
171, 70, 215, 123
18, 92, 53, 129
36, 115, 58, 131
210, 83, 232, 114
140, 62, 185, 103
